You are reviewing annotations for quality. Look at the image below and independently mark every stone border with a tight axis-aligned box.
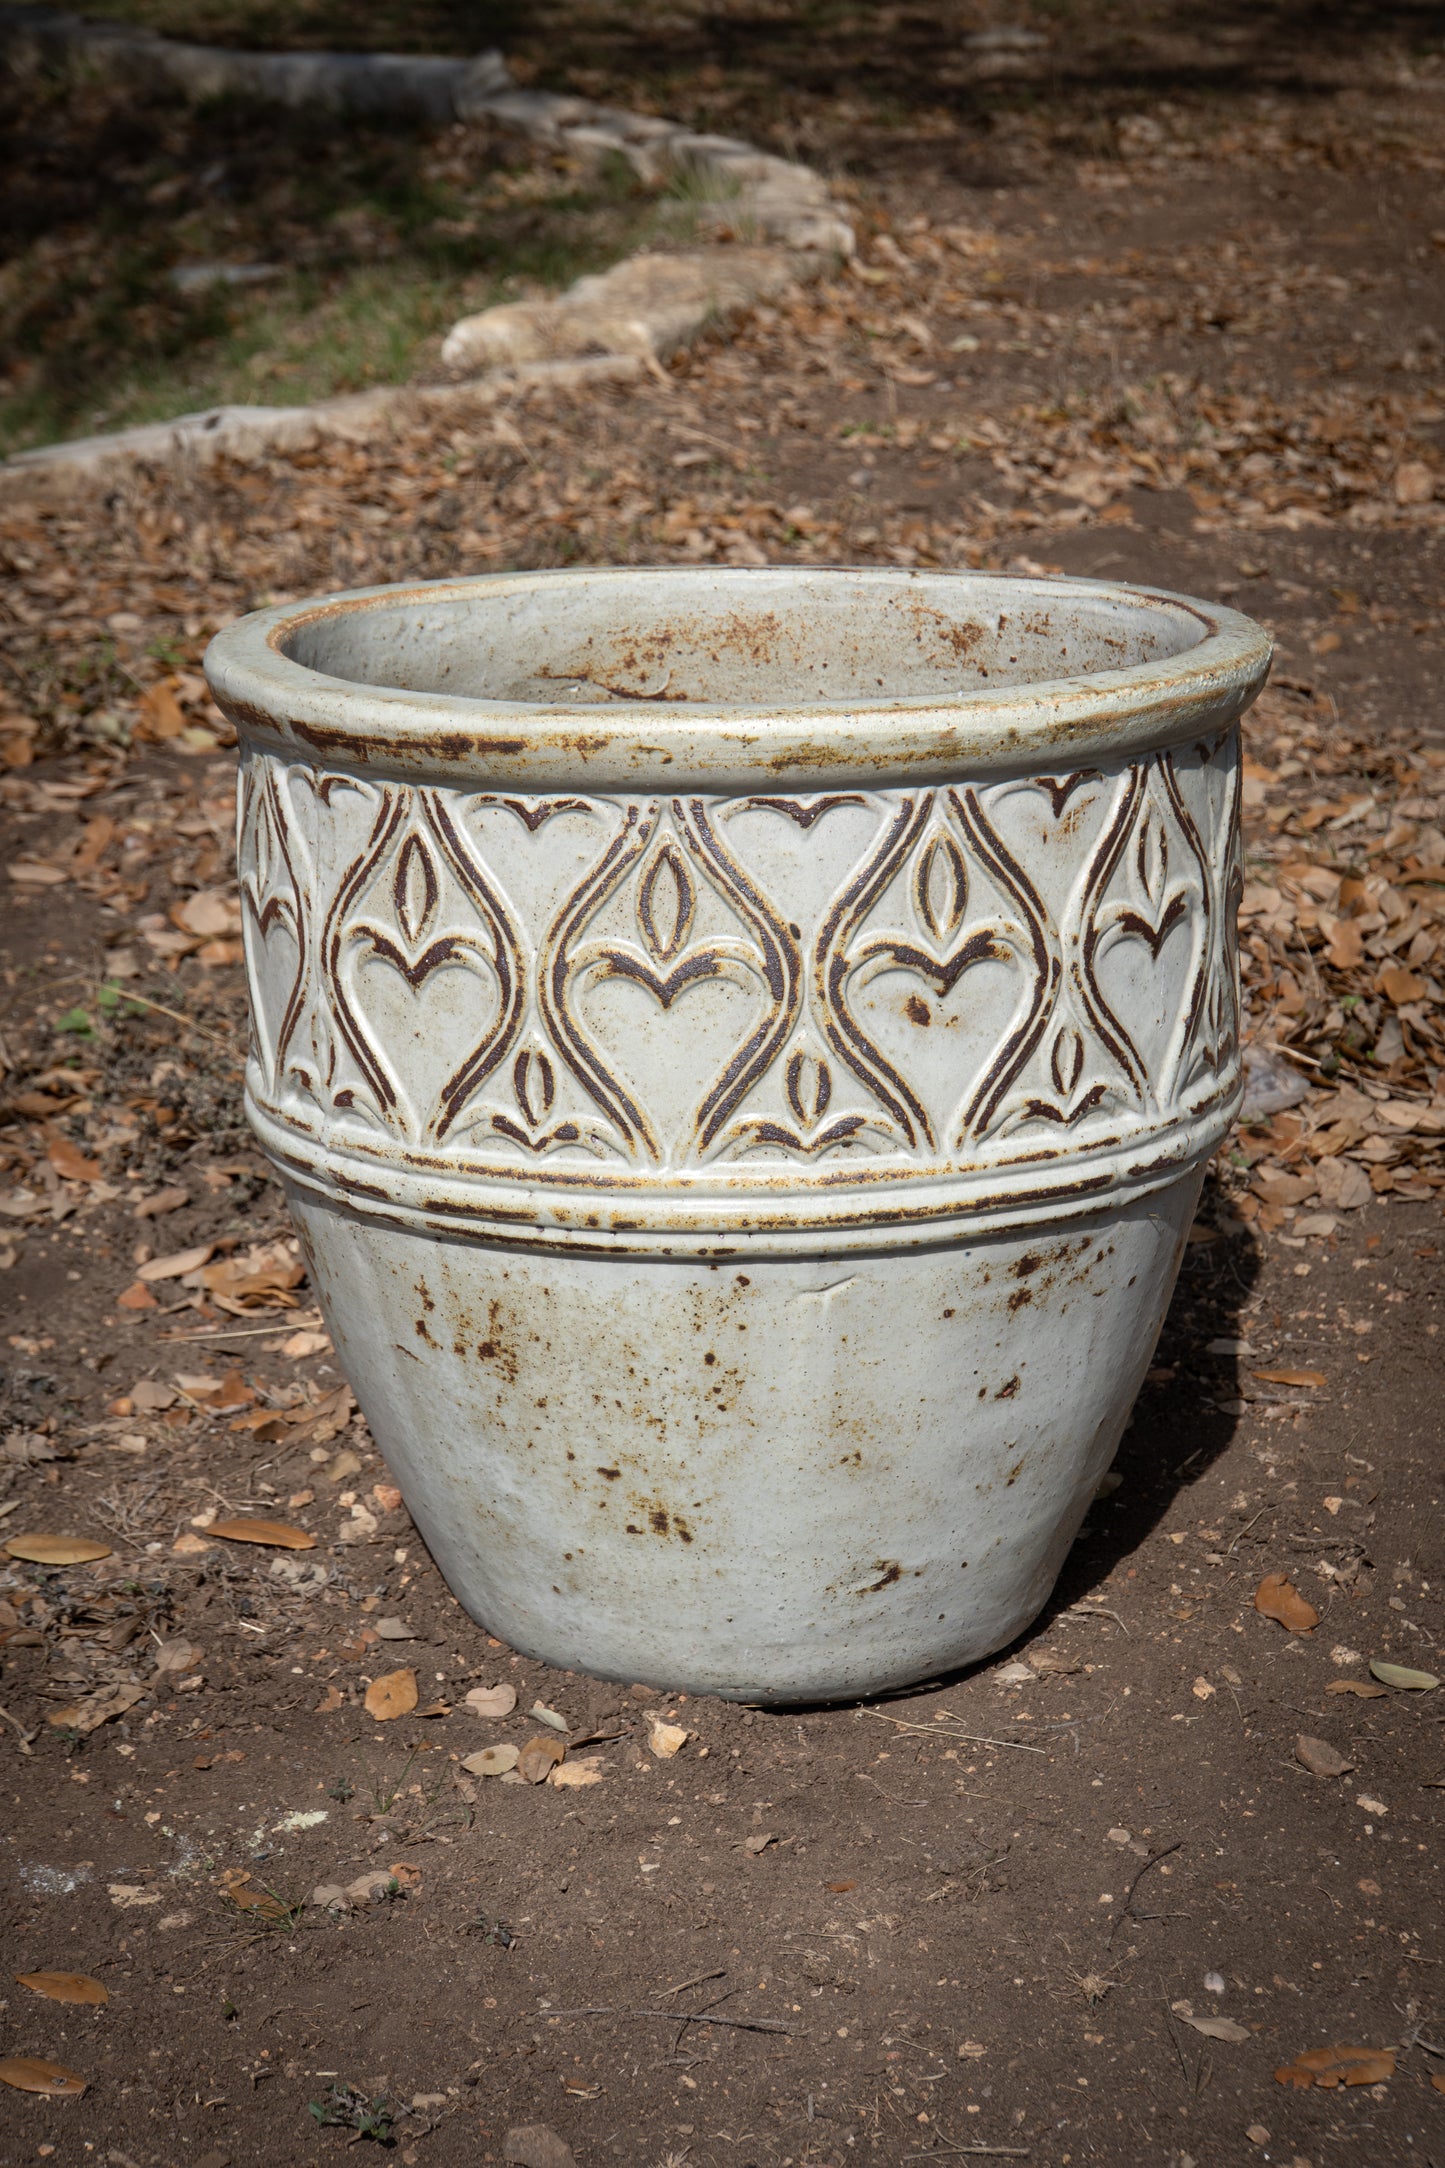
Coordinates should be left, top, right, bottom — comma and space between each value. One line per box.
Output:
0, 6, 853, 500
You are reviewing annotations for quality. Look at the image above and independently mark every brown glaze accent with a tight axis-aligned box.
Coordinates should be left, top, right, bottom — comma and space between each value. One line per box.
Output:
739, 794, 867, 828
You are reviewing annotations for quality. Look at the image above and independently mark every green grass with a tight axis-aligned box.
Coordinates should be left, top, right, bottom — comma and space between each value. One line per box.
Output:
0, 60, 674, 455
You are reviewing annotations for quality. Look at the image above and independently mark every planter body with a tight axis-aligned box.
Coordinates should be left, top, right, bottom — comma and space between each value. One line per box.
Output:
209, 568, 1269, 1702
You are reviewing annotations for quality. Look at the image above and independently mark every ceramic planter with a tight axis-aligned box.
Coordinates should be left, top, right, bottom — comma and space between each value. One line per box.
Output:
207, 567, 1269, 1703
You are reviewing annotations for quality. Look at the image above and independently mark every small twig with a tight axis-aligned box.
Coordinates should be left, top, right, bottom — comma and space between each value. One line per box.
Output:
862, 1708, 1045, 1754
661, 1969, 728, 2000
0, 1701, 38, 1754
857, 1772, 927, 1807
903, 2146, 1031, 2160
159, 1323, 307, 1342
1162, 1996, 1193, 2088
1066, 1603, 1130, 1635
101, 986, 237, 1053
629, 2008, 798, 2036
1110, 1842, 1182, 1947
1226, 1507, 1270, 1556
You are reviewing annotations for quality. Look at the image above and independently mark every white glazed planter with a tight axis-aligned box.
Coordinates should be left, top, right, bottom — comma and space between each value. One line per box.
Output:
208, 567, 1269, 1703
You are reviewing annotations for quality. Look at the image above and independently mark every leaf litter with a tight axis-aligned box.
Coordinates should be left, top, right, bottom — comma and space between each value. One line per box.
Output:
0, 14, 1441, 2158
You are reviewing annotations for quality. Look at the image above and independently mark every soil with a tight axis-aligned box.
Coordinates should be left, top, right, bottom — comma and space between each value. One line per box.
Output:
2, 6, 1445, 2167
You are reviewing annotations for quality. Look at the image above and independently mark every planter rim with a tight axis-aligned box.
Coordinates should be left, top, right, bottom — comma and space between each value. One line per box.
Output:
207, 566, 1271, 793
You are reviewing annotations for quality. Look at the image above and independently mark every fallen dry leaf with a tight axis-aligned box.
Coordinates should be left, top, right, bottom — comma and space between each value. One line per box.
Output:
648, 1717, 689, 1759
389, 1861, 422, 1891
364, 1668, 418, 1721
517, 1735, 565, 1784
528, 1699, 568, 1733
3, 1532, 112, 1566
373, 1616, 416, 1640
465, 1682, 518, 1719
47, 1682, 145, 1734
15, 1970, 108, 2006
1432, 2073, 1445, 2095
108, 1883, 160, 1908
45, 1131, 101, 1183
132, 1184, 190, 1219
1251, 1366, 1327, 1389
502, 2125, 576, 2168
825, 1879, 857, 1893
136, 1242, 215, 1283
550, 1755, 605, 1788
1369, 1659, 1439, 1691
1176, 2012, 1251, 2043
153, 1637, 201, 1674
280, 1328, 331, 1358
221, 1871, 290, 1922
315, 1685, 345, 1713
0, 2055, 88, 2097
462, 1744, 520, 1778
743, 1831, 777, 1854
1326, 1679, 1388, 1698
209, 1517, 316, 1550
1274, 2044, 1395, 2089
1254, 1572, 1320, 1634
1296, 1734, 1353, 1778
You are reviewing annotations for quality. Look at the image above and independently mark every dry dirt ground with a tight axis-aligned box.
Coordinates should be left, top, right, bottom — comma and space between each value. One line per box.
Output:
2, 7, 1445, 2167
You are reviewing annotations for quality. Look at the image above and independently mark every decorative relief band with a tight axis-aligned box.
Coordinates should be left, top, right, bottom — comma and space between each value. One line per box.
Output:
239, 735, 1242, 1243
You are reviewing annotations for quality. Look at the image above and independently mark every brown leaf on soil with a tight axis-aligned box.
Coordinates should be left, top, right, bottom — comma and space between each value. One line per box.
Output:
4, 1532, 112, 1565
1254, 1572, 1320, 1634
1177, 2011, 1251, 2043
16, 1970, 109, 2005
44, 1130, 101, 1183
47, 1682, 145, 1733
315, 1685, 345, 1713
463, 1744, 520, 1778
502, 2125, 577, 2168
1296, 1734, 1354, 1777
364, 1668, 418, 1721
132, 1184, 190, 1219
464, 1682, 518, 1719
1432, 2072, 1445, 2095
153, 1637, 202, 1674
1380, 965, 1429, 1006
517, 1735, 565, 1783
1274, 2043, 1395, 2089
136, 682, 185, 740
136, 1242, 215, 1282
0, 2054, 88, 2097
550, 1755, 604, 1787
222, 1873, 289, 1922
1326, 1679, 1388, 1698
502, 2124, 576, 2159
1251, 1366, 1327, 1388
116, 1280, 158, 1310
209, 1517, 316, 1550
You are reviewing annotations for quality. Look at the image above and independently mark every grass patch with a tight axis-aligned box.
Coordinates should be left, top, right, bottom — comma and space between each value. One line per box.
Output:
0, 63, 674, 455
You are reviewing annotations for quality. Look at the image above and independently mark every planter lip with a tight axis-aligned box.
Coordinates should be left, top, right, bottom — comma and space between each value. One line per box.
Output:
207, 565, 1271, 793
